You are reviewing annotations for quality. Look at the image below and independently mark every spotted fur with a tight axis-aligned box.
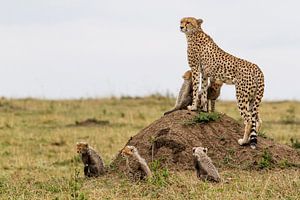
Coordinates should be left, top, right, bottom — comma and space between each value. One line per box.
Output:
180, 17, 264, 149
164, 70, 222, 115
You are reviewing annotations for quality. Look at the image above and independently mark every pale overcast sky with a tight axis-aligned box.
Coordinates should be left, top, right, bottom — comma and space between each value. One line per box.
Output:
0, 0, 299, 100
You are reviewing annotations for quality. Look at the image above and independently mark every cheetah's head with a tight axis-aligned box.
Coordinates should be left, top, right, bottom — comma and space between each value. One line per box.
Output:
76, 142, 89, 154
192, 146, 208, 157
121, 145, 137, 157
180, 17, 203, 33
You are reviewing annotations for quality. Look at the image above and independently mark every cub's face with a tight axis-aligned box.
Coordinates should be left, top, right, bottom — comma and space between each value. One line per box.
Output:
182, 70, 192, 80
192, 146, 208, 156
210, 82, 223, 91
76, 142, 89, 154
180, 17, 203, 33
121, 145, 136, 157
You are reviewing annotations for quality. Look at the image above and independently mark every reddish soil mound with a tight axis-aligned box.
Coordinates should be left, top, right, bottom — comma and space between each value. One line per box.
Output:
112, 110, 300, 172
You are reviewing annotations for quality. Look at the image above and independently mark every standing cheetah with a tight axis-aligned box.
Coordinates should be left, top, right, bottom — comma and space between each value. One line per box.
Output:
180, 17, 264, 149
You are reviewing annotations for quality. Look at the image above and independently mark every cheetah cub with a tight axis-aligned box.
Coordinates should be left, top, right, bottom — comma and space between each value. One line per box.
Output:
121, 145, 152, 181
206, 79, 223, 112
164, 70, 222, 115
76, 142, 105, 177
192, 147, 220, 182
164, 70, 193, 115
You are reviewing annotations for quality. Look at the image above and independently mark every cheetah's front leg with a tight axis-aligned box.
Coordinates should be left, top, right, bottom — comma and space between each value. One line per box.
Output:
187, 67, 200, 111
199, 76, 209, 112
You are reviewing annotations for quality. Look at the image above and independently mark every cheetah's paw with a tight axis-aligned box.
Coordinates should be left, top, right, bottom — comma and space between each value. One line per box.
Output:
238, 139, 246, 146
187, 105, 197, 111
201, 105, 208, 112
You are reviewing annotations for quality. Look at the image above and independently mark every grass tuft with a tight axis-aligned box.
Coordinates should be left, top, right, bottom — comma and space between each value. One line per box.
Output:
257, 131, 268, 139
290, 138, 300, 149
69, 168, 87, 200
184, 112, 220, 125
148, 159, 169, 187
259, 150, 273, 169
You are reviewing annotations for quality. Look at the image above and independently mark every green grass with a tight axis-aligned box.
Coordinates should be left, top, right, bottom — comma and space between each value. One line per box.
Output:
148, 159, 170, 187
184, 112, 220, 125
0, 97, 299, 199
290, 138, 300, 149
259, 150, 273, 169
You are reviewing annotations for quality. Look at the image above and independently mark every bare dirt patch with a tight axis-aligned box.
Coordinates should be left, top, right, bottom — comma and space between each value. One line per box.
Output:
112, 110, 300, 172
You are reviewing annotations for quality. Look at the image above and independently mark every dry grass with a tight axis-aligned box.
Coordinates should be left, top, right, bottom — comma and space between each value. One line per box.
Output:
0, 97, 299, 199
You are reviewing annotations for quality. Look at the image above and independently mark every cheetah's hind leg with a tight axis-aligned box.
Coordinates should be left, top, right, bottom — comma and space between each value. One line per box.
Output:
238, 121, 251, 146
256, 112, 262, 132
248, 99, 262, 149
236, 87, 252, 146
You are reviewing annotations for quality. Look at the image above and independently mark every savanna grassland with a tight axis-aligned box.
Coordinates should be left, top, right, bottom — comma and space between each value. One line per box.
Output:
0, 96, 299, 200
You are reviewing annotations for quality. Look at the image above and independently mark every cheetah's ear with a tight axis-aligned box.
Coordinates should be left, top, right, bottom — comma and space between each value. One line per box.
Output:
203, 147, 208, 153
197, 19, 203, 26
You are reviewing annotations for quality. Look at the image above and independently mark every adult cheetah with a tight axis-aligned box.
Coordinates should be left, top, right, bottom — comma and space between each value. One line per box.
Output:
180, 17, 264, 149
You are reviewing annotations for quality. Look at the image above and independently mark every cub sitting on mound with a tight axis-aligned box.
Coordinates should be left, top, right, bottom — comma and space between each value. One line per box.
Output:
121, 145, 152, 181
76, 142, 105, 177
164, 70, 222, 115
192, 146, 220, 182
